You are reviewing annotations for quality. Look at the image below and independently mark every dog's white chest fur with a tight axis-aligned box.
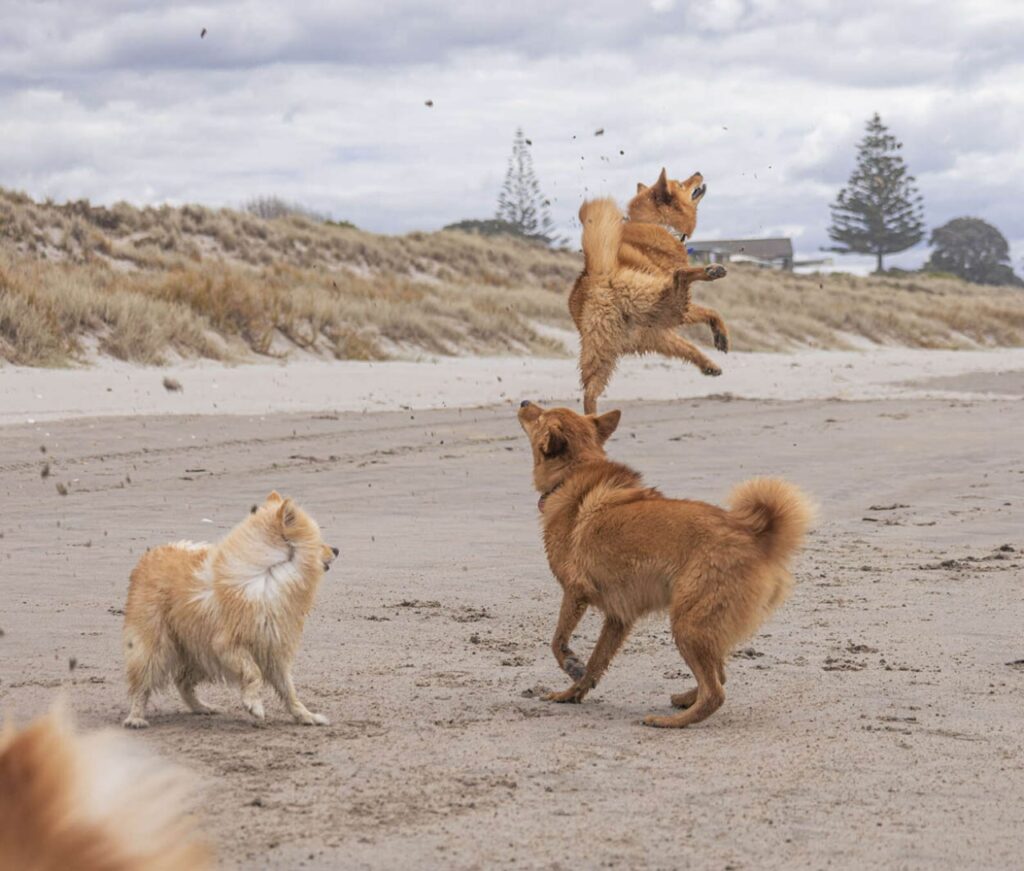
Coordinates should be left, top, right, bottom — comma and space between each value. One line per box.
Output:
237, 561, 303, 602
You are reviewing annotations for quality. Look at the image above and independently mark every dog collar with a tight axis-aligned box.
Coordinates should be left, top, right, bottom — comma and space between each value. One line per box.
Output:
660, 224, 688, 243
538, 482, 564, 513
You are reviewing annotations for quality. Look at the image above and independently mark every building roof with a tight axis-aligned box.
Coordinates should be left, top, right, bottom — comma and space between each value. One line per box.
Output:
687, 238, 793, 260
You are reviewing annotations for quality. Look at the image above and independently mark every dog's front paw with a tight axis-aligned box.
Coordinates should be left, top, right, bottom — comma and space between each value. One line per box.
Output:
562, 656, 586, 682
701, 363, 722, 377
704, 264, 727, 280
122, 716, 150, 729
544, 685, 586, 704
296, 711, 330, 726
713, 329, 729, 353
245, 700, 265, 721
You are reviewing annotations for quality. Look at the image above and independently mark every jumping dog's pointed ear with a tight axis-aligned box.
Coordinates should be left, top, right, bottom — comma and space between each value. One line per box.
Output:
652, 168, 670, 203
540, 426, 567, 458
592, 409, 621, 443
636, 182, 648, 194
277, 498, 297, 528
266, 490, 283, 504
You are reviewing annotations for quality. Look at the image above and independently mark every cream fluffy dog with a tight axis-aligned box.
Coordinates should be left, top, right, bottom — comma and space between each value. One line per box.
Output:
123, 492, 337, 728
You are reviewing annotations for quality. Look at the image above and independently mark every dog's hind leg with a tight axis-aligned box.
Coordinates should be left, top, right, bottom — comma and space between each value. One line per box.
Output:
580, 346, 616, 415
551, 592, 589, 681
123, 625, 174, 729
546, 616, 632, 704
267, 668, 329, 726
124, 681, 151, 730
671, 665, 725, 709
175, 667, 218, 715
645, 630, 725, 728
640, 330, 721, 377
682, 303, 730, 353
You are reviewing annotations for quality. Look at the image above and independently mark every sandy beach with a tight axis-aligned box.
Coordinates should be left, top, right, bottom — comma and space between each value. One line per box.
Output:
3, 348, 1024, 425
1, 351, 1023, 868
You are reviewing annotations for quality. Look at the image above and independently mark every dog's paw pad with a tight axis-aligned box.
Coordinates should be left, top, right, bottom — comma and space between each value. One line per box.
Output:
714, 333, 730, 353
123, 717, 150, 729
705, 265, 727, 279
701, 365, 722, 377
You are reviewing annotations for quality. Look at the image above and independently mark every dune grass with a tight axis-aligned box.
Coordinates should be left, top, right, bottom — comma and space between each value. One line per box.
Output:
1, 187, 1022, 366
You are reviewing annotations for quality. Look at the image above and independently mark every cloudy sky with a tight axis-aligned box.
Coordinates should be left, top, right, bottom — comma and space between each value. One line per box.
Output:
3, 0, 1022, 272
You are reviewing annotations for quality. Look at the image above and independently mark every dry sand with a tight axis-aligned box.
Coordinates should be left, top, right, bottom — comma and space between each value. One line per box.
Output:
1, 355, 1023, 869
4, 348, 1024, 425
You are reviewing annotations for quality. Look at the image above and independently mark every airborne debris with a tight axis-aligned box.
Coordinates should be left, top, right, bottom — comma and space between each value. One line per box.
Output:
424, 99, 434, 107
68, 656, 78, 672
41, 462, 51, 479
56, 482, 68, 496
163, 377, 183, 392
200, 28, 207, 38
594, 128, 604, 136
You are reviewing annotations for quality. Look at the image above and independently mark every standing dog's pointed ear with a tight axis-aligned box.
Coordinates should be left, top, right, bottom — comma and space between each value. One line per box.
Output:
266, 491, 283, 504
652, 168, 670, 203
592, 410, 621, 443
276, 498, 297, 529
539, 426, 567, 458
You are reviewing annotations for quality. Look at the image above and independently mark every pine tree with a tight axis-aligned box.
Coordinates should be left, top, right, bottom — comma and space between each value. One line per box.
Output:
496, 128, 556, 243
827, 114, 925, 272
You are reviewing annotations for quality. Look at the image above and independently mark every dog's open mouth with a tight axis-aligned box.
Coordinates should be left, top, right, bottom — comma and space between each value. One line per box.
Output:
691, 183, 707, 201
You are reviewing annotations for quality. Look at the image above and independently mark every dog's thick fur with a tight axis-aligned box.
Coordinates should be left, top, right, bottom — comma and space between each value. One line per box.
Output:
569, 169, 731, 414
123, 492, 337, 728
0, 703, 212, 870
518, 401, 814, 728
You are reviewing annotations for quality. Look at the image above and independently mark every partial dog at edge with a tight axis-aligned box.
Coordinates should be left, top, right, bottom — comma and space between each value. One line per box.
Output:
0, 702, 212, 870
570, 168, 731, 414
123, 492, 337, 728
518, 401, 814, 728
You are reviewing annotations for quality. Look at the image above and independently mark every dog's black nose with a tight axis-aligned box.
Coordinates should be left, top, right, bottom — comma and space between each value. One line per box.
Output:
331, 547, 339, 557
520, 400, 532, 408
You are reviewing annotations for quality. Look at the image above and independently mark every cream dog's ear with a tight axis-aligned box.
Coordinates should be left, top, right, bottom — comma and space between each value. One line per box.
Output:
265, 491, 283, 504
276, 498, 297, 528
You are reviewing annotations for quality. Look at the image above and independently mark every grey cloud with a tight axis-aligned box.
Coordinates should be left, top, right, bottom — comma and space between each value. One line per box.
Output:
1, 0, 1022, 273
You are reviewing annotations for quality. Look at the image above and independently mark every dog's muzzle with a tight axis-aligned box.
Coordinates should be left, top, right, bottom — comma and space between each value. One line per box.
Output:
323, 546, 340, 572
